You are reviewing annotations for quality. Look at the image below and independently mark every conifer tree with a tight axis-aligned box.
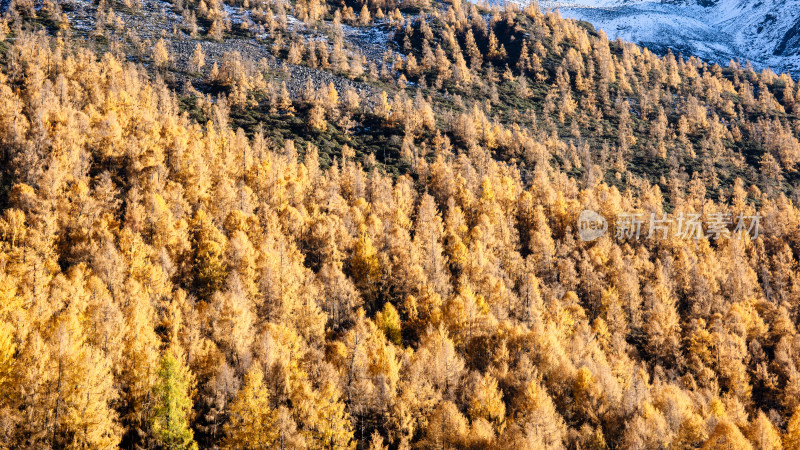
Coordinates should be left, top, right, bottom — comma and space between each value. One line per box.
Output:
308, 380, 355, 449
375, 302, 402, 345
190, 209, 228, 300
786, 406, 800, 450
191, 43, 205, 73
151, 346, 198, 450
350, 232, 381, 304
223, 366, 277, 449
153, 38, 171, 70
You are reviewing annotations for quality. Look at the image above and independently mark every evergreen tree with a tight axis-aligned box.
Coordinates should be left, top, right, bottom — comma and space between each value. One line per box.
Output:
151, 346, 198, 450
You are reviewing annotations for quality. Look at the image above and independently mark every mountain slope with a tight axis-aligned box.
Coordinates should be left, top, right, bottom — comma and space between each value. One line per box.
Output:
1, 0, 800, 448
537, 0, 800, 75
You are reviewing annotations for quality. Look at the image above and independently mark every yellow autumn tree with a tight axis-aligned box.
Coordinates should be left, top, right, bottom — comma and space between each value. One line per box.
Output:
786, 406, 800, 450
223, 366, 278, 449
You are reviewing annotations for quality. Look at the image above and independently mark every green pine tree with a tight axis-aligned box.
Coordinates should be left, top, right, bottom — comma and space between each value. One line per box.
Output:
151, 346, 198, 450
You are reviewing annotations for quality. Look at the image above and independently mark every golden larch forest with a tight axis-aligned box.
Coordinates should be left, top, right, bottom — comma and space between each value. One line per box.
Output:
0, 0, 799, 448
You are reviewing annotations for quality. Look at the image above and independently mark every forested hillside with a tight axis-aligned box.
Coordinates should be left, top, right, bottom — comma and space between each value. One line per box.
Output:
0, 0, 799, 448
